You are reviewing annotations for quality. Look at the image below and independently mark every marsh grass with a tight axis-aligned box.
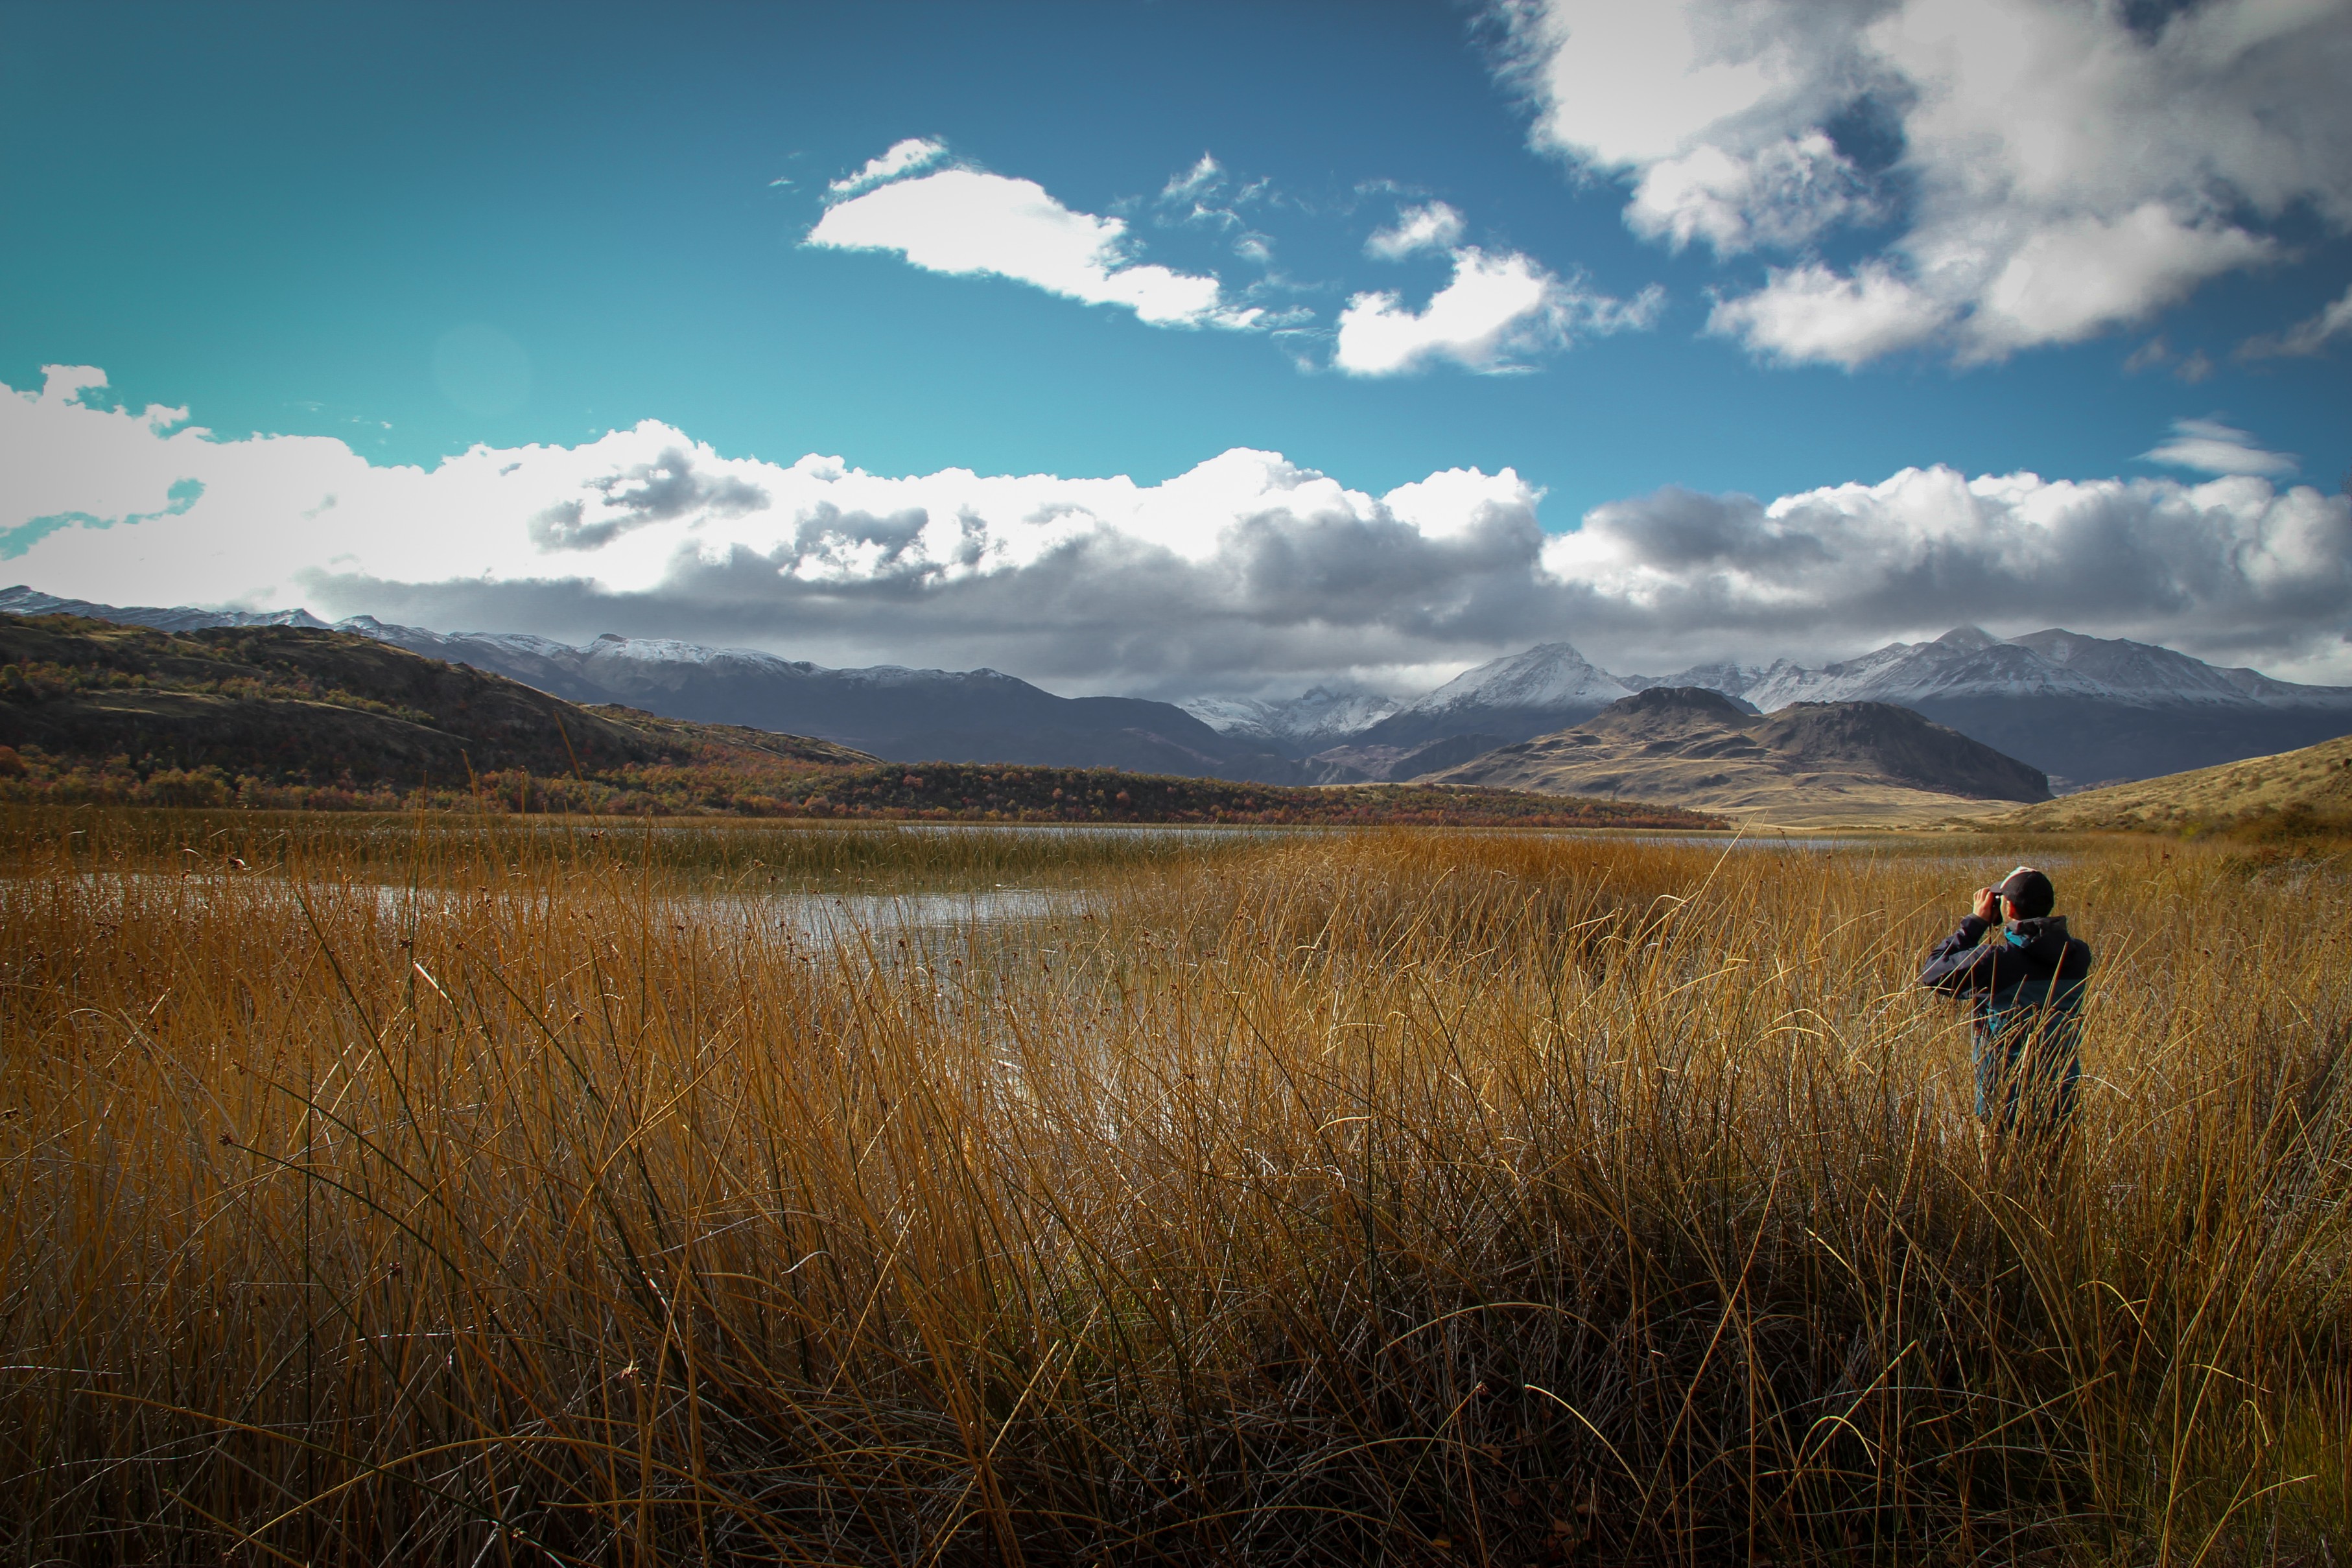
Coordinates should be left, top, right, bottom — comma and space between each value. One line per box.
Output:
3, 805, 1269, 895
1, 815, 2347, 1564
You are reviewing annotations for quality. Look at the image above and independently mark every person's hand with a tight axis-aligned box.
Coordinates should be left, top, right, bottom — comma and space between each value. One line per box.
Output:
1973, 887, 2001, 923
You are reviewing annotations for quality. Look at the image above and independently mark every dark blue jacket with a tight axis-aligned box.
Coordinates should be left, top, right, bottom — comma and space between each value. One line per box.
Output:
1918, 913, 2093, 1051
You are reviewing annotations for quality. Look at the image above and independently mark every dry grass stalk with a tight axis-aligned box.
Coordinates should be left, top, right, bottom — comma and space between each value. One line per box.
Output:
1, 813, 2347, 1563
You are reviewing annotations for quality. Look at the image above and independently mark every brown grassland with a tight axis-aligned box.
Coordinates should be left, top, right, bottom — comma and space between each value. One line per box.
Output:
1, 808, 2349, 1565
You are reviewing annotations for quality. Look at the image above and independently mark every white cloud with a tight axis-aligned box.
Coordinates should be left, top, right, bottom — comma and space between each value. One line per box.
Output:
1961, 205, 2274, 358
1335, 248, 1662, 376
11, 367, 2349, 686
1629, 133, 1874, 254
2237, 282, 2352, 360
1705, 261, 1949, 368
807, 164, 1260, 329
1503, 0, 1797, 170
1365, 202, 1466, 261
1160, 154, 1224, 206
1542, 463, 2352, 677
2140, 417, 2299, 479
828, 137, 946, 196
1495, 0, 2352, 365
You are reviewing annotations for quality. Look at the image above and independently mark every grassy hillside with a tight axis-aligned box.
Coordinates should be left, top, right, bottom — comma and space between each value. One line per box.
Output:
2002, 730, 2352, 836
0, 614, 1719, 826
0, 613, 872, 803
1432, 688, 2047, 826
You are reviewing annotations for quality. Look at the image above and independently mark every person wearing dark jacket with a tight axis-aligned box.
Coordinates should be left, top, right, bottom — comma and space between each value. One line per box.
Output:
1919, 865, 2093, 1134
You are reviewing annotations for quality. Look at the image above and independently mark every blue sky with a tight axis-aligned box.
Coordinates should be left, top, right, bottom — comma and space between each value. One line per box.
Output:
4, 0, 2349, 692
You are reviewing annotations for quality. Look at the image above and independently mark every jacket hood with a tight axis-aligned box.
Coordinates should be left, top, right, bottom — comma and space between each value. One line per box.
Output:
2005, 914, 2070, 961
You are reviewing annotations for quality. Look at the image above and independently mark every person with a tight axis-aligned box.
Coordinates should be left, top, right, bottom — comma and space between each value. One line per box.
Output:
1918, 865, 2093, 1135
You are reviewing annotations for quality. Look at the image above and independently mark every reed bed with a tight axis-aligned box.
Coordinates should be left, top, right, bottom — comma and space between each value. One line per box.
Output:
3, 805, 1264, 892
0, 815, 2347, 1565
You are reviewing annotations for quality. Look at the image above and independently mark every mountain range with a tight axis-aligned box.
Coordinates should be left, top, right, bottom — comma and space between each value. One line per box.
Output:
8, 584, 2349, 792
1192, 627, 2352, 791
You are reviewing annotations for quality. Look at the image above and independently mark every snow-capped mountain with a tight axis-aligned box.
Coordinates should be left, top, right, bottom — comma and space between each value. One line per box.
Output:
1673, 626, 2352, 713
1178, 686, 1401, 750
1298, 644, 1636, 778
2006, 628, 2316, 705
1737, 627, 2116, 708
1638, 627, 2352, 789
1675, 629, 2352, 714
1617, 662, 1775, 712
1404, 642, 1632, 717
1333, 627, 2352, 786
1340, 643, 1632, 753
0, 585, 335, 633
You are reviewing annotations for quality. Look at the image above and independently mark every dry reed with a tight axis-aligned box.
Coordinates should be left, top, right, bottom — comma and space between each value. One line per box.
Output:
1, 812, 2347, 1565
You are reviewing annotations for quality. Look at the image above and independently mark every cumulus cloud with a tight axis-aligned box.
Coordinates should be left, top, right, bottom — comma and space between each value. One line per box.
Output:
1704, 260, 1948, 369
1629, 133, 1876, 254
1494, 0, 2352, 365
1542, 464, 2352, 678
2237, 282, 2352, 361
1334, 248, 1663, 376
807, 154, 1261, 329
1365, 202, 1466, 261
828, 137, 946, 196
2139, 417, 2299, 480
7, 367, 2349, 688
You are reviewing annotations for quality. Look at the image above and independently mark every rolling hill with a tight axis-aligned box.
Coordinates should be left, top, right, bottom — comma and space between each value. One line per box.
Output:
1428, 687, 2050, 826
1997, 732, 2352, 836
0, 613, 872, 806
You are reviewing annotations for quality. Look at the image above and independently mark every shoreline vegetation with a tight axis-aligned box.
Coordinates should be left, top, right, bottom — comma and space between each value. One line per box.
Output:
2, 810, 2347, 1563
0, 749, 1723, 828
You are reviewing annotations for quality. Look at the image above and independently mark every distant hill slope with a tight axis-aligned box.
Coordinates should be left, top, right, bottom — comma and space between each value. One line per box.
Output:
360, 622, 1348, 784
1998, 734, 2352, 835
0, 587, 1352, 785
1429, 688, 2050, 826
0, 613, 871, 802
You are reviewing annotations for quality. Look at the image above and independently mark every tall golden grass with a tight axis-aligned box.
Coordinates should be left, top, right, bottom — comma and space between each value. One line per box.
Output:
1, 812, 2347, 1564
